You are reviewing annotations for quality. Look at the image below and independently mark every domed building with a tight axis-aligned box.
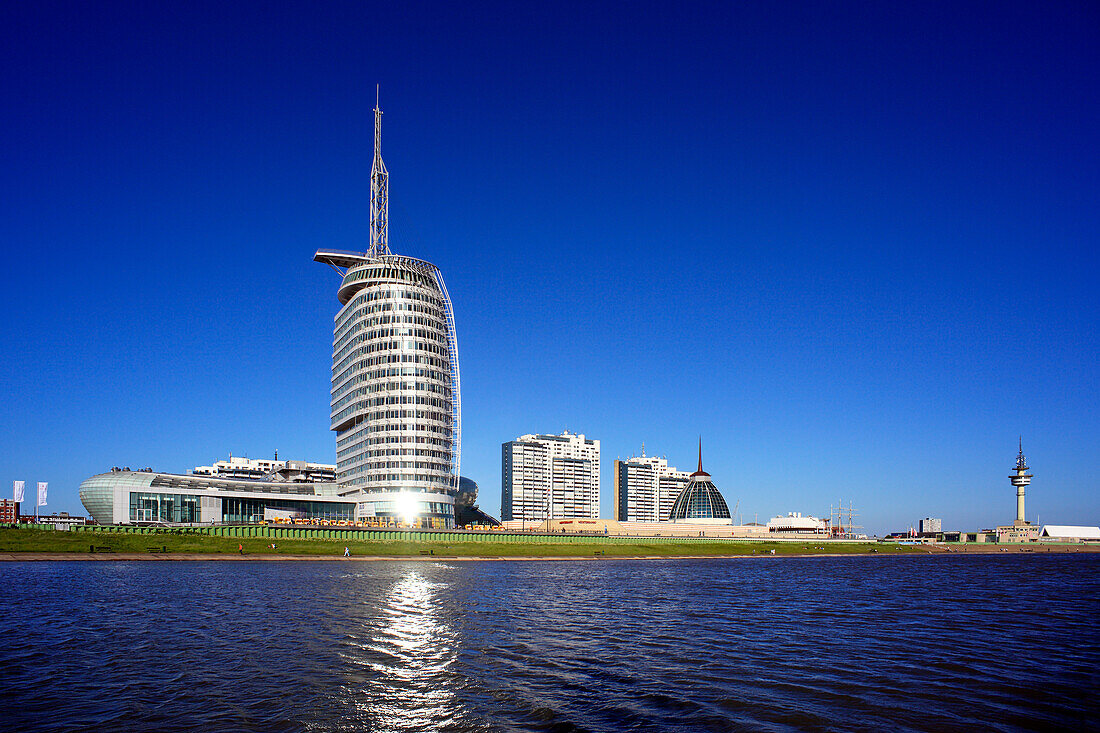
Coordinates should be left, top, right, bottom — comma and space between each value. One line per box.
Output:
666, 441, 732, 522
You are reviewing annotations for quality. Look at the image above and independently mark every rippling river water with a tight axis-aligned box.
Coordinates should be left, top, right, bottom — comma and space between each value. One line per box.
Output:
1, 555, 1097, 731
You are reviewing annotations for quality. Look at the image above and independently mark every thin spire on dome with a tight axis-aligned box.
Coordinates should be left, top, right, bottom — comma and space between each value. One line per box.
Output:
692, 437, 709, 477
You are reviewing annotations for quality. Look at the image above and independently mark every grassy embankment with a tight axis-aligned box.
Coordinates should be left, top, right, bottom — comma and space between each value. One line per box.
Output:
0, 527, 927, 558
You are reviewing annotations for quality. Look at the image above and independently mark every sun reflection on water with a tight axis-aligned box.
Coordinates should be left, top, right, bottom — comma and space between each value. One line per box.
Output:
340, 568, 465, 731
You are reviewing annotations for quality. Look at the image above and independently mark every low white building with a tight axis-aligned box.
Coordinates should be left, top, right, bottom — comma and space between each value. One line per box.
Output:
767, 512, 827, 534
192, 455, 336, 483
79, 468, 354, 525
1039, 525, 1100, 541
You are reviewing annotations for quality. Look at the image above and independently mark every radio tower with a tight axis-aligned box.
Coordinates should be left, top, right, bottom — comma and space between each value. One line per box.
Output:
1010, 437, 1033, 525
368, 85, 390, 258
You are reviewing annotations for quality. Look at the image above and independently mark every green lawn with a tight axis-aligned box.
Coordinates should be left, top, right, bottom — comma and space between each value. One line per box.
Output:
0, 527, 924, 558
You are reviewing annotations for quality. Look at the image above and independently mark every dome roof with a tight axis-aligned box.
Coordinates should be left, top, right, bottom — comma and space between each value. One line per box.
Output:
667, 439, 731, 521
667, 477, 731, 521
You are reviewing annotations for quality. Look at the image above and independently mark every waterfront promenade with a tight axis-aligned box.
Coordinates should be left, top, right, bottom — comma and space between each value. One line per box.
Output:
3, 526, 1096, 562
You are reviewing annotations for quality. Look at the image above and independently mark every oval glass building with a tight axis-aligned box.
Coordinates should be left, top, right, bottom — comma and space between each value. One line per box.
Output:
315, 98, 461, 528
667, 442, 731, 521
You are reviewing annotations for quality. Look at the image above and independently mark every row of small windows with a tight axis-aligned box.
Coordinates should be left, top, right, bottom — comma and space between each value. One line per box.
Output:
364, 447, 454, 460
334, 313, 446, 350
331, 395, 453, 428
340, 456, 452, 473
363, 473, 453, 485
339, 462, 454, 483
336, 440, 453, 462
332, 338, 452, 378
332, 327, 446, 367
366, 434, 452, 448
338, 435, 452, 461
331, 380, 450, 414
336, 410, 452, 447
330, 349, 451, 385
331, 366, 450, 406
336, 416, 453, 457
337, 430, 452, 459
360, 286, 439, 306
332, 353, 452, 394
335, 297, 443, 343
341, 264, 435, 290
334, 283, 440, 334
333, 324, 446, 365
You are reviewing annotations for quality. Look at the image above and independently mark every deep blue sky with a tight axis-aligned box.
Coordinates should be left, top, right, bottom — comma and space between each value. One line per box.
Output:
2, 1, 1097, 533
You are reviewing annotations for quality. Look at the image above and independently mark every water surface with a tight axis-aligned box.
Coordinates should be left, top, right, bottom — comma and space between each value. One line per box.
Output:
1, 555, 1096, 731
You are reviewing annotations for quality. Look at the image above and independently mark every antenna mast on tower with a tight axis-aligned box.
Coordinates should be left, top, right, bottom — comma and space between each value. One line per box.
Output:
368, 85, 390, 258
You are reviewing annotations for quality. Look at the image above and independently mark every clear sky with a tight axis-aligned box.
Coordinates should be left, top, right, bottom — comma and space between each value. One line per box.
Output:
2, 1, 1097, 534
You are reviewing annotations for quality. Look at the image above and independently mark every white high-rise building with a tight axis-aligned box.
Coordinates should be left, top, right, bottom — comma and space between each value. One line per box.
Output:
315, 96, 461, 529
918, 517, 942, 534
502, 431, 600, 522
613, 453, 691, 522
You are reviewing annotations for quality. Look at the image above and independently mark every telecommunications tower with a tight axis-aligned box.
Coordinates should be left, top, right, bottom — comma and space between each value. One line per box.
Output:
1010, 437, 1032, 525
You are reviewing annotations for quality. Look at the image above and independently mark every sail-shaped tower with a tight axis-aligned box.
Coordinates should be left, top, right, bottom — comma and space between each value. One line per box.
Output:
315, 94, 461, 528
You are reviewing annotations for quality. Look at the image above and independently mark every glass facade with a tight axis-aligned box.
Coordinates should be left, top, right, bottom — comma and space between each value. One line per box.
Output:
667, 478, 732, 521
130, 491, 201, 523
356, 496, 453, 529
223, 497, 353, 523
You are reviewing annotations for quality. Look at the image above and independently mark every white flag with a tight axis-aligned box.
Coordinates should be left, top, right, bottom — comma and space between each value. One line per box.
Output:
13, 480, 24, 503
37, 482, 47, 507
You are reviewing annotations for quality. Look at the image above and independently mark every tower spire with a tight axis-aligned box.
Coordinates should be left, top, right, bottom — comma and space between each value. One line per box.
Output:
368, 84, 390, 258
691, 436, 710, 476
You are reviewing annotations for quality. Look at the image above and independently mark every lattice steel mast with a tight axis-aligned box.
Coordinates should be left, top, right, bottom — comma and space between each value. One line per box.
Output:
368, 85, 390, 258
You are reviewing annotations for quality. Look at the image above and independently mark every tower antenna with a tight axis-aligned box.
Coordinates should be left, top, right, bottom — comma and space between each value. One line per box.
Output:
368, 84, 390, 258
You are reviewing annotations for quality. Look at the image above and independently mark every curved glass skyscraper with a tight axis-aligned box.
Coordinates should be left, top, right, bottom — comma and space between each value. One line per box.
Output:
315, 96, 461, 528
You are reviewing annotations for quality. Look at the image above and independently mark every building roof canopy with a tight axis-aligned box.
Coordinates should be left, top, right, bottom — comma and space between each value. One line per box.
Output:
1039, 525, 1100, 539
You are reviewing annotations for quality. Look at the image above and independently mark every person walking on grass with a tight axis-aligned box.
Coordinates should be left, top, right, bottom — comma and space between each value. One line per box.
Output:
344, 546, 350, 557
238, 543, 244, 555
